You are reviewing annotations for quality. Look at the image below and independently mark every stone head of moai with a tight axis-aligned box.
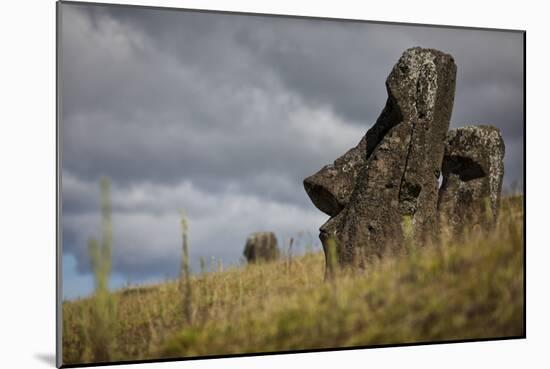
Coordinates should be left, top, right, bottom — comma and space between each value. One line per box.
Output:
302, 47, 504, 276
438, 126, 505, 237
243, 232, 280, 263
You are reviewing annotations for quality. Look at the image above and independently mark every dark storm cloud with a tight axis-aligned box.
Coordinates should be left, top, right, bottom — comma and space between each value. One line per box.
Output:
60, 3, 524, 291
61, 4, 364, 202
62, 4, 523, 187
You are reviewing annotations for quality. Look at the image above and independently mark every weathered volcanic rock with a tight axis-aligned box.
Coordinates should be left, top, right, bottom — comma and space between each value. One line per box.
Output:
438, 126, 505, 235
243, 232, 280, 263
305, 47, 457, 272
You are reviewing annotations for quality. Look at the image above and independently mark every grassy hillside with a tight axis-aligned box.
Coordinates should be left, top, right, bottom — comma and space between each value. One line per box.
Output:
62, 196, 524, 366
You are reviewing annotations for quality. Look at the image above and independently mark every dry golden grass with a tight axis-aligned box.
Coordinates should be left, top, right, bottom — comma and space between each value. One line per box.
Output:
62, 196, 524, 366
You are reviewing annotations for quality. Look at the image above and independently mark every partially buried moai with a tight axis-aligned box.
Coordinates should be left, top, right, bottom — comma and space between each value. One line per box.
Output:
304, 47, 457, 274
243, 232, 280, 263
438, 126, 505, 236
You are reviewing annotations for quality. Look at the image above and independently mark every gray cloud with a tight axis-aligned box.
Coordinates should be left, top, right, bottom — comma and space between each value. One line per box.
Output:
62, 171, 327, 280
60, 3, 524, 293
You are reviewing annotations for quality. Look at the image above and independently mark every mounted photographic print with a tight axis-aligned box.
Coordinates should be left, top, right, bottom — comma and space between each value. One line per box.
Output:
57, 0, 526, 367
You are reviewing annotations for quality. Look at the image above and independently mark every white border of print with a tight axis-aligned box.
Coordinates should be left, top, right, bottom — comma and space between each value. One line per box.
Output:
1, 0, 547, 368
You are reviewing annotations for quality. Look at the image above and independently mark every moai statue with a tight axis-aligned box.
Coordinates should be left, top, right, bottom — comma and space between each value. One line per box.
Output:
304, 47, 457, 274
438, 126, 505, 236
243, 232, 280, 263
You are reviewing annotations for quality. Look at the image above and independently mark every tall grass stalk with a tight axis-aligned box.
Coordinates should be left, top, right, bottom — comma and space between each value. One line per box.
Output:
325, 238, 339, 279
87, 176, 116, 362
286, 237, 294, 275
179, 210, 192, 325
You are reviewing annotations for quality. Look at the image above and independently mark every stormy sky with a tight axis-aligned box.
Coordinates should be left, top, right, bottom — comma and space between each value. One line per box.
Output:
60, 2, 524, 299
